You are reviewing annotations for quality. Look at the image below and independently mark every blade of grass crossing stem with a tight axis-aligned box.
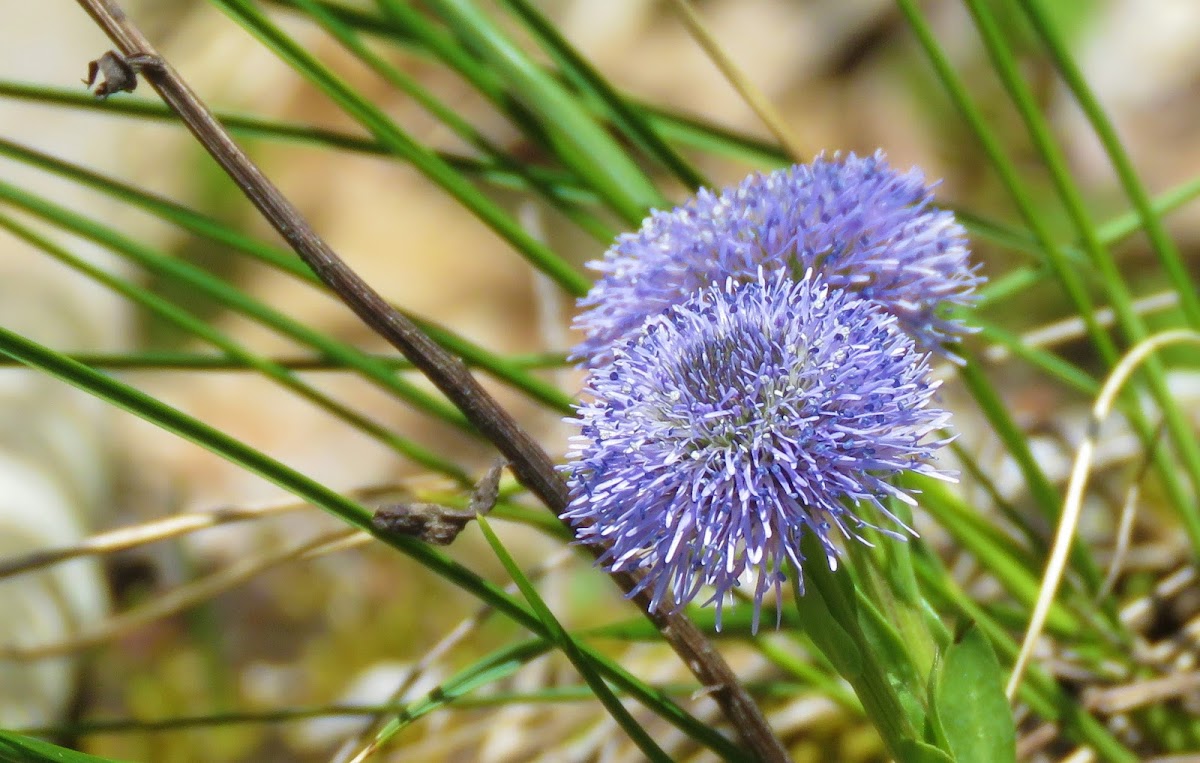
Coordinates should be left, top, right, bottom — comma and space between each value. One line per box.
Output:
0, 325, 738, 758
974, 170, 1200, 307
903, 472, 1087, 639
476, 514, 673, 763
211, 0, 592, 297
1014, 0, 1200, 329
286, 0, 617, 244
418, 0, 666, 224
0, 178, 476, 431
496, 0, 710, 191
0, 212, 469, 483
0, 137, 575, 413
365, 638, 553, 748
959, 0, 1200, 551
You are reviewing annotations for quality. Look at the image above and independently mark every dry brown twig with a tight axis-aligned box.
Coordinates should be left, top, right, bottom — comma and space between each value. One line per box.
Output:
68, 2, 789, 759
0, 484, 417, 581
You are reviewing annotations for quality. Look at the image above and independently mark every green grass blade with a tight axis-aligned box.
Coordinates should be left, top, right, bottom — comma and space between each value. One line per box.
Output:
13, 683, 800, 738
497, 0, 710, 191
286, 0, 617, 244
1013, 0, 1200, 329
973, 322, 1099, 395
417, 0, 666, 224
0, 212, 469, 483
0, 80, 599, 201
0, 137, 575, 413
362, 638, 553, 748
0, 730, 129, 763
0, 179, 476, 431
211, 0, 592, 297
477, 515, 672, 762
0, 350, 564, 373
265, 0, 403, 39
958, 0, 1200, 550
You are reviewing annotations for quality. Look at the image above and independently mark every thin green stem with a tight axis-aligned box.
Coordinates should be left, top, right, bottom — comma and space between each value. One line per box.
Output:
794, 547, 917, 761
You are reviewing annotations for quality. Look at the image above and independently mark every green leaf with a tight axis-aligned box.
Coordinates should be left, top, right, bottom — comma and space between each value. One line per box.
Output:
930, 626, 1016, 763
895, 738, 957, 763
0, 730, 128, 763
913, 550, 1138, 762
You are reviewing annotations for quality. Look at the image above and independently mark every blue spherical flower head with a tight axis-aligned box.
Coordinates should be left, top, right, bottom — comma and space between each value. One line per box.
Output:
573, 151, 981, 366
562, 271, 952, 631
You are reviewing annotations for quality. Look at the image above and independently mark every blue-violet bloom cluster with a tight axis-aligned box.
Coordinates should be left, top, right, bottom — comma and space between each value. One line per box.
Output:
563, 271, 951, 628
563, 152, 976, 629
572, 151, 980, 367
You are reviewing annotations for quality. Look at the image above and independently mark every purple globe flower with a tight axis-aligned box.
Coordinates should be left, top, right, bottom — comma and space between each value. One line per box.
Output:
572, 151, 980, 366
562, 270, 952, 630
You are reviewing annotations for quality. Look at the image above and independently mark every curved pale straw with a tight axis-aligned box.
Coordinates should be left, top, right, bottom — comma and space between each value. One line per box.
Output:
667, 0, 808, 163
1006, 328, 1200, 701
